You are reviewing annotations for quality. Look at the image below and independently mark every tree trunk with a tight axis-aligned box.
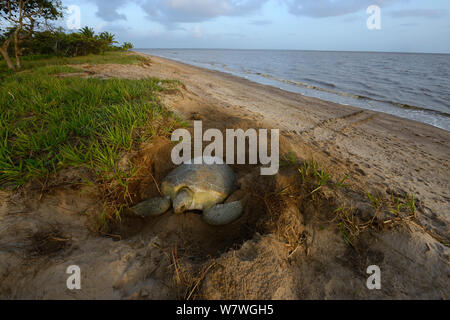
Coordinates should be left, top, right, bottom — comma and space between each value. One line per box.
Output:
14, 28, 22, 69
0, 40, 15, 71
14, 48, 22, 69
14, 49, 23, 69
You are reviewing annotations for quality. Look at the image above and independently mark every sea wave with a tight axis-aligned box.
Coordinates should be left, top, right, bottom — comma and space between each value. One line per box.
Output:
254, 72, 450, 118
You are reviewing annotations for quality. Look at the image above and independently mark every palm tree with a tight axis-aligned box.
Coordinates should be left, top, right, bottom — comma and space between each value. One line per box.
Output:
122, 42, 133, 51
99, 31, 117, 45
79, 26, 95, 38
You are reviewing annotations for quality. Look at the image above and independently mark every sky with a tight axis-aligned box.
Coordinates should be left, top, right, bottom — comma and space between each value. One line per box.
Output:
59, 0, 450, 53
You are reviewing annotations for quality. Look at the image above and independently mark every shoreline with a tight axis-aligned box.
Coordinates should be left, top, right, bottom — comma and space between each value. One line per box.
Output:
136, 51, 448, 135
135, 50, 450, 131
134, 52, 449, 236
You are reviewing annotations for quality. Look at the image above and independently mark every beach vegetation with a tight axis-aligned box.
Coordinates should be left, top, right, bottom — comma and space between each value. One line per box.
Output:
298, 158, 333, 198
1, 0, 133, 71
405, 193, 416, 217
277, 154, 421, 246
280, 151, 298, 167
0, 0, 63, 70
0, 52, 185, 190
122, 42, 134, 51
367, 192, 383, 210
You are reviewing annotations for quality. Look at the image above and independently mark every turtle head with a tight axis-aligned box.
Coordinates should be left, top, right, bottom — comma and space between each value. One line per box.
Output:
173, 188, 193, 214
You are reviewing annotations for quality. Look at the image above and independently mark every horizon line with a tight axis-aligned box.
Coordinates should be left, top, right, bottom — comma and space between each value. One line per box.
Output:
134, 48, 450, 55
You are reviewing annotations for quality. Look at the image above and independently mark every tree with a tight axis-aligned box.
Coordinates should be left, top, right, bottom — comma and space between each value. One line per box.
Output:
79, 26, 95, 38
0, 0, 62, 70
0, 1, 19, 69
122, 42, 133, 51
99, 31, 117, 54
99, 31, 116, 45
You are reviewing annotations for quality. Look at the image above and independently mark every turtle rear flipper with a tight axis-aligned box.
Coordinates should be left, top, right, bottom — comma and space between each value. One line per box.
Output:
129, 197, 171, 218
202, 200, 244, 226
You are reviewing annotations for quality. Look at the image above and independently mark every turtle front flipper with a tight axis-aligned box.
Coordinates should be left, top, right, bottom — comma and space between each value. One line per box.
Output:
202, 200, 244, 226
128, 196, 171, 218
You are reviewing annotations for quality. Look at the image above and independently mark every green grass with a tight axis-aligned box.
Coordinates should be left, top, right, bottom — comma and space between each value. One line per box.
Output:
367, 192, 383, 210
298, 158, 333, 197
0, 51, 147, 78
0, 52, 184, 189
367, 191, 417, 218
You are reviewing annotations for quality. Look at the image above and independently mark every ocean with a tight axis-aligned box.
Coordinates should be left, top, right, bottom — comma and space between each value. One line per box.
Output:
137, 49, 450, 131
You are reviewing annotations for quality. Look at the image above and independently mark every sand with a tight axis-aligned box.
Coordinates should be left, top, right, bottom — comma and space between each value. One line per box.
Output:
0, 53, 448, 299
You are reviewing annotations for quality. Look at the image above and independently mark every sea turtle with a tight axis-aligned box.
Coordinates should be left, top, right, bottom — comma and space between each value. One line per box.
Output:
128, 158, 245, 226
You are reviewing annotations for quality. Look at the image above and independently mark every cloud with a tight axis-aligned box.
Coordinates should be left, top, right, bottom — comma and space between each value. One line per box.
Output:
284, 0, 406, 18
89, 0, 269, 26
398, 22, 419, 27
390, 9, 447, 19
250, 19, 272, 25
87, 0, 446, 26
342, 15, 359, 23
190, 24, 203, 38
92, 0, 127, 21
141, 0, 269, 25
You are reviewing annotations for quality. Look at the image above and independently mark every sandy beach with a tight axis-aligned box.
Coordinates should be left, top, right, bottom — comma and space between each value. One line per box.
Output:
0, 53, 448, 299
133, 53, 450, 239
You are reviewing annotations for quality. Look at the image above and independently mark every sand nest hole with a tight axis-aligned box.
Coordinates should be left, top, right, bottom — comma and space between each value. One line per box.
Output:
98, 136, 309, 263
